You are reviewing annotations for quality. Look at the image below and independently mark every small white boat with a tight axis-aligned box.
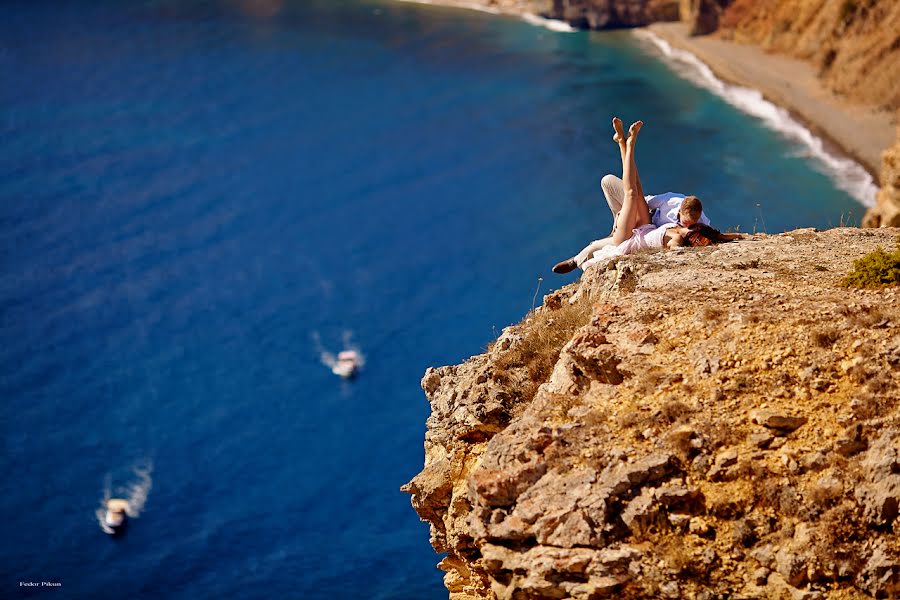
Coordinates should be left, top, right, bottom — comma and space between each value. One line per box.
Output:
102, 499, 129, 536
332, 350, 360, 379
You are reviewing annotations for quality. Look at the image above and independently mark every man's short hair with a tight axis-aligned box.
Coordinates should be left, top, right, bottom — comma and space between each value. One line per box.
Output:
680, 196, 703, 220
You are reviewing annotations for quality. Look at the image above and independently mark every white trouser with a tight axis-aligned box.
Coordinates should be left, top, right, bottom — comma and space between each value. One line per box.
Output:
573, 174, 626, 267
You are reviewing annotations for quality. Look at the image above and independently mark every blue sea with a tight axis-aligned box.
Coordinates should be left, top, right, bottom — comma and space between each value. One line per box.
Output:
0, 1, 866, 598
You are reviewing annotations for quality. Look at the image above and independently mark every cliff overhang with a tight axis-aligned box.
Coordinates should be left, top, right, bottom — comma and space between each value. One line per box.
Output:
405, 227, 900, 599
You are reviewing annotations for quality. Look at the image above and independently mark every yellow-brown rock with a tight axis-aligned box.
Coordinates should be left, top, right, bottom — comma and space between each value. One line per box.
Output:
718, 0, 900, 111
679, 0, 729, 35
405, 228, 900, 599
864, 122, 900, 228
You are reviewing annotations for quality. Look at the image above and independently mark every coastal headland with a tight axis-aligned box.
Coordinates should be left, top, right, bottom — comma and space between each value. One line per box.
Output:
405, 227, 900, 598
399, 4, 900, 597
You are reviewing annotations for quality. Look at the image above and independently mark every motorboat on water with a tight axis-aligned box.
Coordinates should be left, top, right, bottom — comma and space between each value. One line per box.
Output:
332, 350, 360, 379
102, 499, 129, 536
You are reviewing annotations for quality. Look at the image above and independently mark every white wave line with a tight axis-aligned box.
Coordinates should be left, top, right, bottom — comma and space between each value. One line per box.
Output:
521, 13, 576, 32
392, 0, 501, 15
633, 30, 878, 208
393, 0, 576, 32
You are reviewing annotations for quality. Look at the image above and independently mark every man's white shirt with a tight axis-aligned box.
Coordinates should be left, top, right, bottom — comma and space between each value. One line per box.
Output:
646, 192, 711, 228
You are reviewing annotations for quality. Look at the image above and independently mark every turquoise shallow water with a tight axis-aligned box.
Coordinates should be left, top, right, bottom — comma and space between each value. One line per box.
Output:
0, 1, 863, 598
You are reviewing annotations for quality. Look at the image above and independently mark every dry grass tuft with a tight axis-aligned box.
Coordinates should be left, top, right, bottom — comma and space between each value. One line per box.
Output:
659, 538, 694, 575
493, 296, 591, 405
616, 410, 642, 430
812, 328, 840, 348
660, 399, 694, 424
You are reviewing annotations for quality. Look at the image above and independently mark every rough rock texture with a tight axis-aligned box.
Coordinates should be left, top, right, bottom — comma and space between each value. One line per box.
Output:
544, 0, 680, 28
679, 0, 731, 35
864, 124, 900, 229
717, 0, 900, 112
425, 0, 681, 28
405, 228, 900, 599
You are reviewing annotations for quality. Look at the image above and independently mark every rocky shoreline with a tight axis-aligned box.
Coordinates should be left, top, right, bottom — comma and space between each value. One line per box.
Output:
404, 227, 900, 599
644, 22, 895, 183
391, 0, 900, 226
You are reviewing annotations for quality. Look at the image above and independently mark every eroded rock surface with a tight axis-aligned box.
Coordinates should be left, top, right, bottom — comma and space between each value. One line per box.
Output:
864, 124, 900, 229
405, 228, 900, 599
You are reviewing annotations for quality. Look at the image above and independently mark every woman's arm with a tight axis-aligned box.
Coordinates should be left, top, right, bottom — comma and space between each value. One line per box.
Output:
665, 227, 687, 249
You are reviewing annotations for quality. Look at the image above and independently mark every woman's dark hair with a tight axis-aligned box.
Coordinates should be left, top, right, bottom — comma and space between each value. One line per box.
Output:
684, 223, 725, 247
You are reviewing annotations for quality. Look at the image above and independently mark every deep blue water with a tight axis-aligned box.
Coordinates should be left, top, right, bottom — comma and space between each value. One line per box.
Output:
0, 1, 862, 598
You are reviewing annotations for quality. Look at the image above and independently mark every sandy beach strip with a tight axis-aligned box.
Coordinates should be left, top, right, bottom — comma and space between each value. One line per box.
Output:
391, 0, 891, 195
646, 22, 896, 178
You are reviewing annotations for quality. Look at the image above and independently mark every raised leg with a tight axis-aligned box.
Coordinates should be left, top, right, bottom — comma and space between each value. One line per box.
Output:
611, 122, 645, 201
601, 174, 624, 216
612, 120, 651, 245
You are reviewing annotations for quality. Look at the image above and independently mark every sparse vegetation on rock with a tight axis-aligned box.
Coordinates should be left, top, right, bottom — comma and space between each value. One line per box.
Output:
841, 240, 900, 289
405, 227, 900, 599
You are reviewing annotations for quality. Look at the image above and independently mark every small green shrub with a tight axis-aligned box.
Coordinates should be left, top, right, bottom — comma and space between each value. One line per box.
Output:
840, 241, 900, 288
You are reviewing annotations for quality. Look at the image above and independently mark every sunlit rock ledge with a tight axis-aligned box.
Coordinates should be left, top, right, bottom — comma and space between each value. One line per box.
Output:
404, 227, 900, 600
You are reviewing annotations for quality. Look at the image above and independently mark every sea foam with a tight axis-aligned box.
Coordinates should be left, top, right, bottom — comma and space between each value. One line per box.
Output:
393, 0, 501, 15
520, 13, 576, 33
634, 30, 878, 208
393, 0, 575, 32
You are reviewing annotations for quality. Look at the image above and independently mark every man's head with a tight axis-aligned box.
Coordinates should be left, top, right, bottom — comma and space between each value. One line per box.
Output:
679, 196, 703, 227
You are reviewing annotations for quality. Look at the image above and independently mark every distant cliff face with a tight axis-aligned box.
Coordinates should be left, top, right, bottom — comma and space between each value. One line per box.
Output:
405, 228, 900, 599
717, 0, 900, 111
544, 0, 680, 28
678, 0, 732, 35
443, 0, 681, 27
864, 124, 900, 228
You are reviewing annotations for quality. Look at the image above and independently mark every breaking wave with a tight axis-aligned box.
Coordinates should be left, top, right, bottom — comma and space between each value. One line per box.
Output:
520, 13, 576, 32
393, 0, 576, 32
634, 30, 878, 208
393, 0, 501, 15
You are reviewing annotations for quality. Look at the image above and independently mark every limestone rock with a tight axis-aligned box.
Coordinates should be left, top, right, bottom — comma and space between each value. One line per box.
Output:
470, 461, 548, 507
717, 0, 900, 111
621, 487, 658, 532
405, 228, 900, 600
679, 0, 729, 35
708, 448, 738, 480
864, 123, 900, 228
858, 541, 900, 597
750, 410, 807, 432
546, 0, 680, 29
564, 327, 625, 384
775, 547, 808, 587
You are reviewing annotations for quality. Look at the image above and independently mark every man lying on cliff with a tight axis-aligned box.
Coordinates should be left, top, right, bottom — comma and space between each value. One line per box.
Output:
552, 118, 743, 274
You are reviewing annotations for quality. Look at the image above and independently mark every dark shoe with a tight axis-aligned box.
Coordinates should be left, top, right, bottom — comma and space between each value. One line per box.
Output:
552, 258, 577, 274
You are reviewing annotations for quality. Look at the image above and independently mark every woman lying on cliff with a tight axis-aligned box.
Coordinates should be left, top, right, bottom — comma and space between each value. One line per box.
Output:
552, 118, 743, 274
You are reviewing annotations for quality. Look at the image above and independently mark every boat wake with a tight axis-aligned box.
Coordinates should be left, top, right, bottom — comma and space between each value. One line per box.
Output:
312, 331, 366, 375
634, 30, 877, 208
95, 463, 153, 534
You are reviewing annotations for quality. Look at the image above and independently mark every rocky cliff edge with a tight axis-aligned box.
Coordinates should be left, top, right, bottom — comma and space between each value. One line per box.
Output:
404, 227, 900, 599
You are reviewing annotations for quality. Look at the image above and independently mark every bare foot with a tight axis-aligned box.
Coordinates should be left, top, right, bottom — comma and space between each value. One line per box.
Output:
627, 120, 643, 144
612, 117, 627, 146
